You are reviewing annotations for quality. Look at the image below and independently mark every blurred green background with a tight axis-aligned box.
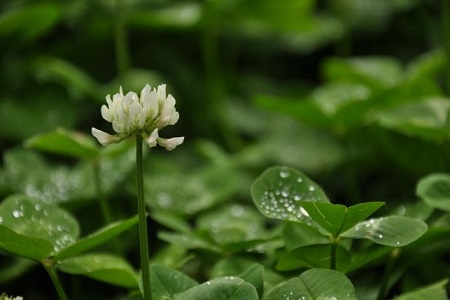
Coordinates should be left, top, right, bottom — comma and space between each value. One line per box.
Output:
1, 0, 450, 297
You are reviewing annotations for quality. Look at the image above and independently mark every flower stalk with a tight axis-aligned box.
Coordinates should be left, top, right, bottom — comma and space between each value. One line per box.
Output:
136, 134, 151, 299
43, 259, 67, 300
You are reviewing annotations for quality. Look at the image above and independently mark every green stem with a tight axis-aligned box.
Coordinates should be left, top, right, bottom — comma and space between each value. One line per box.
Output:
330, 237, 338, 270
43, 259, 68, 300
377, 248, 400, 300
443, 0, 450, 95
114, 0, 130, 80
136, 135, 151, 300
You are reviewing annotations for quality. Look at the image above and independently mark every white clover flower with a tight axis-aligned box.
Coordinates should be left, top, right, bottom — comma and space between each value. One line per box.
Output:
92, 84, 184, 150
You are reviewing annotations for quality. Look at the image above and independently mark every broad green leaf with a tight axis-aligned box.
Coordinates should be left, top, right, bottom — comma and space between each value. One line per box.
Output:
0, 225, 53, 261
394, 279, 449, 300
237, 264, 264, 299
196, 204, 268, 247
151, 244, 191, 269
57, 253, 138, 288
0, 195, 79, 255
32, 56, 101, 101
376, 98, 450, 142
54, 216, 138, 260
323, 56, 404, 89
417, 173, 450, 212
341, 216, 428, 247
277, 244, 351, 272
25, 128, 99, 159
251, 166, 329, 223
265, 268, 357, 300
145, 166, 241, 215
150, 264, 198, 299
174, 277, 258, 300
158, 231, 221, 253
343, 202, 385, 233
0, 3, 62, 42
346, 244, 391, 273
283, 222, 329, 251
300, 202, 346, 236
150, 210, 192, 234
3, 149, 95, 203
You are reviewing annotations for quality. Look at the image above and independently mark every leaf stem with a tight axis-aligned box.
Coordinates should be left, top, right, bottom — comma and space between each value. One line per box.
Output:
377, 248, 400, 300
136, 135, 151, 299
330, 237, 338, 270
43, 259, 68, 300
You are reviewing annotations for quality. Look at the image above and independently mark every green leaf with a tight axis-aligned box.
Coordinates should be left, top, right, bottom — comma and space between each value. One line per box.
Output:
157, 231, 222, 253
0, 3, 62, 42
0, 194, 79, 255
237, 264, 264, 299
196, 204, 268, 247
57, 253, 138, 288
265, 268, 357, 300
251, 166, 329, 223
299, 202, 346, 236
346, 244, 391, 273
54, 216, 138, 260
174, 277, 259, 300
150, 264, 198, 299
417, 173, 450, 212
341, 216, 428, 247
277, 244, 351, 272
282, 222, 329, 251
323, 56, 404, 89
25, 128, 99, 159
393, 279, 449, 300
300, 202, 385, 236
0, 225, 53, 261
32, 56, 101, 101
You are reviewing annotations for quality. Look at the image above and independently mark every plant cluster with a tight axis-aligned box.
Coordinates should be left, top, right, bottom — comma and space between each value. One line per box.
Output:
1, 0, 450, 299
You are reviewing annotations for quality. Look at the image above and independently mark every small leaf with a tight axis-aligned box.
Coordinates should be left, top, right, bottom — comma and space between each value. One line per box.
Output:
300, 202, 346, 236
342, 202, 385, 233
54, 216, 138, 260
157, 231, 221, 253
57, 253, 138, 288
174, 277, 258, 300
150, 264, 198, 299
251, 166, 329, 223
265, 268, 357, 300
393, 279, 449, 300
277, 244, 351, 272
282, 222, 329, 251
341, 216, 428, 247
0, 225, 53, 261
0, 194, 79, 255
25, 128, 99, 159
417, 173, 450, 212
237, 264, 264, 299
346, 244, 391, 273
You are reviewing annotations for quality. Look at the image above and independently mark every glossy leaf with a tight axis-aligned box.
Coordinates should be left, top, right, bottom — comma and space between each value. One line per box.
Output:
282, 222, 329, 251
149, 264, 198, 299
54, 216, 138, 260
57, 253, 138, 288
25, 128, 99, 159
265, 268, 357, 300
393, 279, 448, 300
251, 166, 329, 223
417, 173, 450, 212
300, 202, 385, 236
237, 264, 264, 299
0, 225, 53, 261
277, 244, 351, 272
174, 277, 258, 300
341, 216, 428, 247
0, 194, 79, 256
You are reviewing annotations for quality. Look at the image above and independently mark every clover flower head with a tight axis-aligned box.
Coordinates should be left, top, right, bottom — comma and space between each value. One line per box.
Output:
92, 84, 184, 150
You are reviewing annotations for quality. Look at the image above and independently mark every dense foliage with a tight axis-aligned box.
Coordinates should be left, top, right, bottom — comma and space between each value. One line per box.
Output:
1, 0, 450, 299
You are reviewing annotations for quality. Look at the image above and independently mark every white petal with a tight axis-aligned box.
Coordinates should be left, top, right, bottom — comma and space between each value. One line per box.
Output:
91, 128, 121, 146
147, 129, 159, 147
157, 136, 184, 151
101, 105, 111, 122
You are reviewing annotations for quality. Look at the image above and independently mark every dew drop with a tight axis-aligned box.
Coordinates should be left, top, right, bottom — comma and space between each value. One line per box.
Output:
279, 170, 290, 178
12, 210, 21, 218
34, 203, 42, 211
206, 281, 211, 286
378, 234, 383, 239
308, 186, 316, 192
0, 216, 3, 223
